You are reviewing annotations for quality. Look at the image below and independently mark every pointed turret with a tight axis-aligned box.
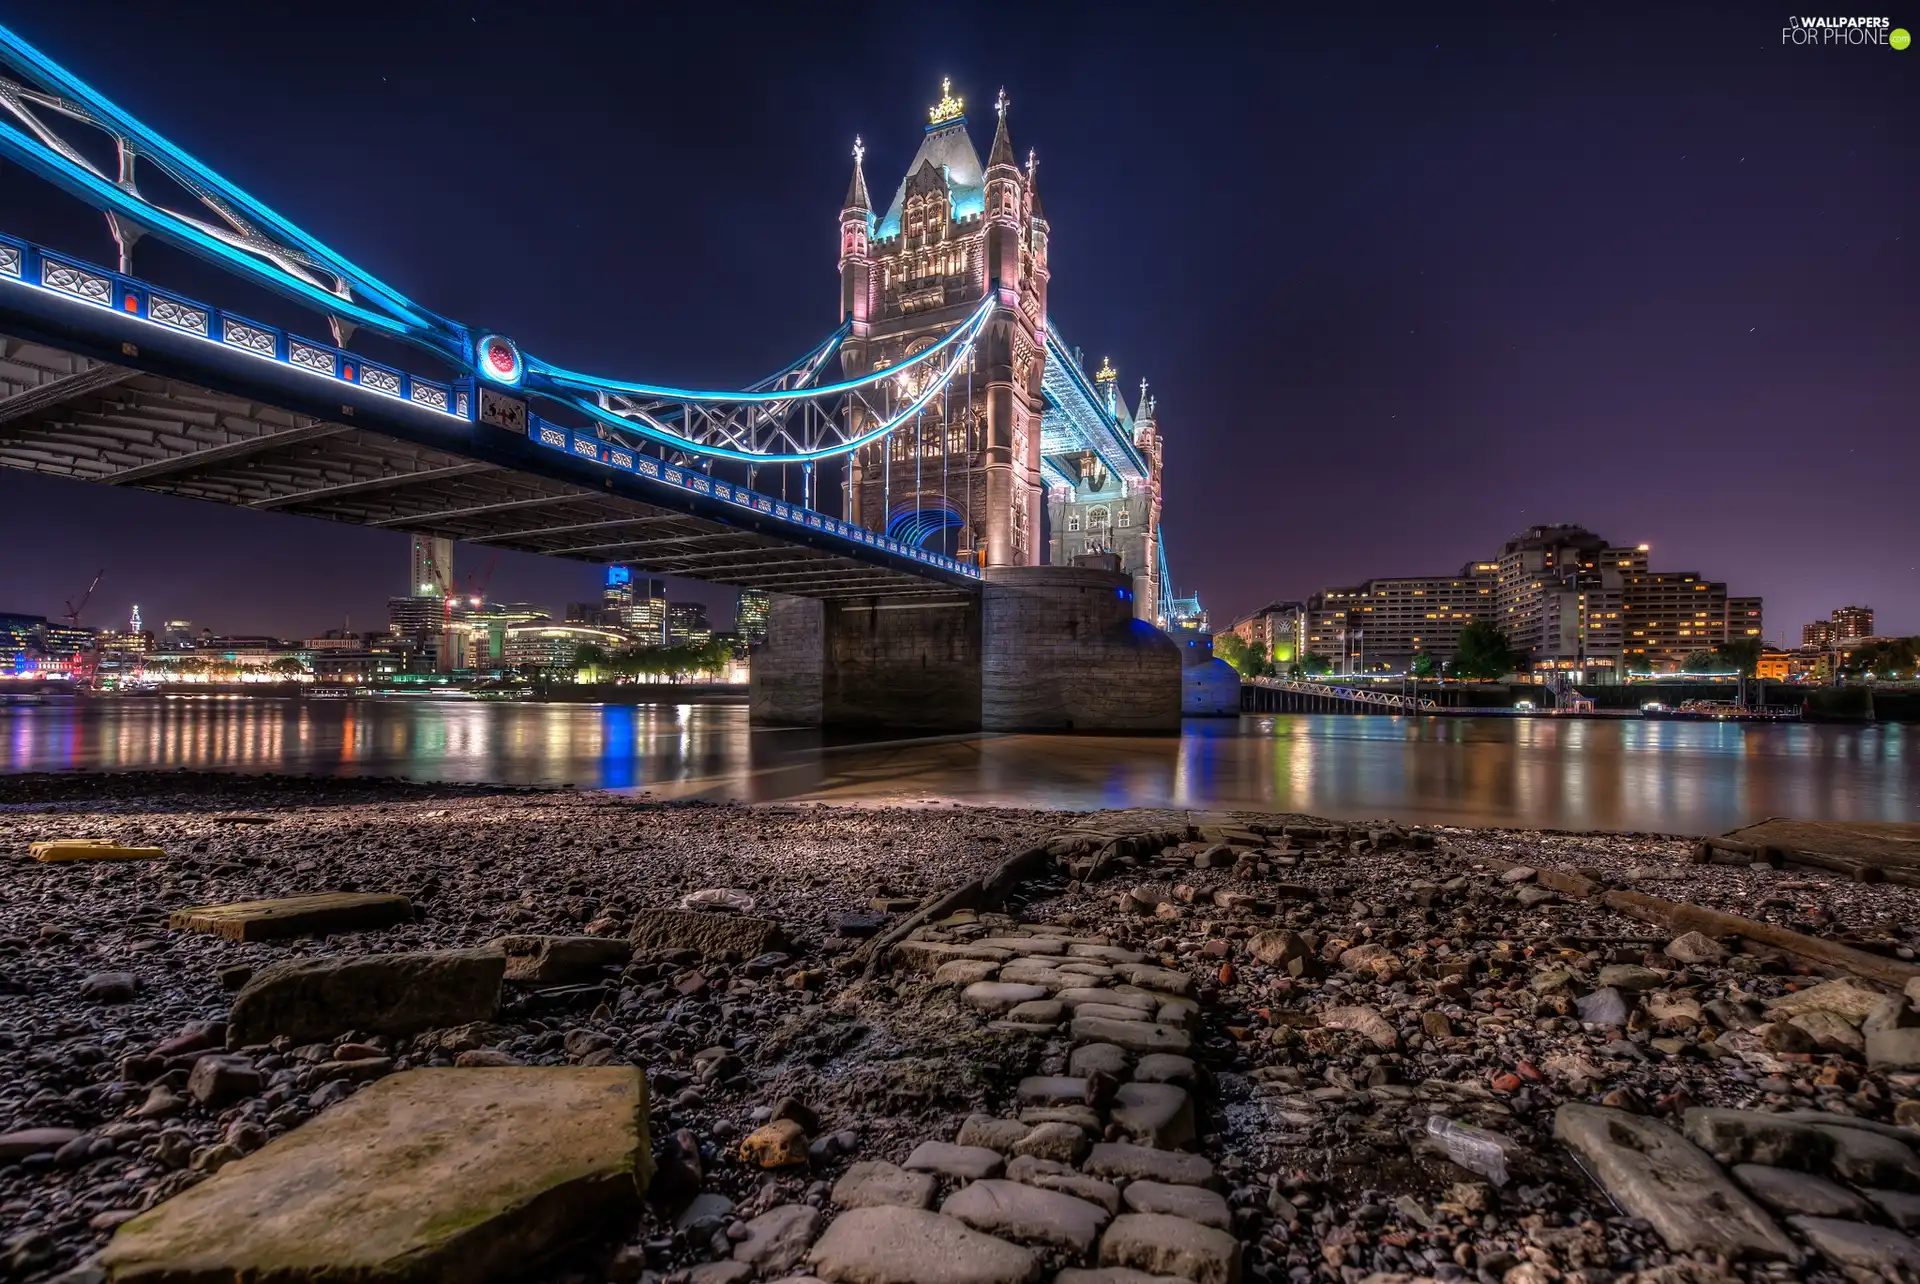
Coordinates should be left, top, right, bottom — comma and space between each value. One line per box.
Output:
1026, 148, 1045, 221
988, 87, 1018, 169
839, 137, 874, 329
844, 135, 871, 212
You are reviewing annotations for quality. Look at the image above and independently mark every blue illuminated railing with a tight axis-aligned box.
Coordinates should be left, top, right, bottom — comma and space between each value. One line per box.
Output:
0, 230, 467, 419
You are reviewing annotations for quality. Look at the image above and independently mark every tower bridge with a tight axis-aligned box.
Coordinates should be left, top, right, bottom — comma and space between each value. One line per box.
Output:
0, 26, 1191, 730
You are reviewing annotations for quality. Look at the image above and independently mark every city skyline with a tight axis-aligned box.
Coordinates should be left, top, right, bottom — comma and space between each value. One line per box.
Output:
0, 3, 1914, 636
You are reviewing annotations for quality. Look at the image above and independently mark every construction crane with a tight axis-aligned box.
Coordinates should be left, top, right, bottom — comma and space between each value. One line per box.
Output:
465, 551, 500, 609
63, 569, 104, 627
62, 569, 105, 688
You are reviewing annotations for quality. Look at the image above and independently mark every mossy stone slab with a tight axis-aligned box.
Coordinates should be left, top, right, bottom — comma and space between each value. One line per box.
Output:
101, 1067, 652, 1283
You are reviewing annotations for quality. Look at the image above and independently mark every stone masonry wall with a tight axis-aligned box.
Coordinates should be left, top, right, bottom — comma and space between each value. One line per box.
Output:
981, 567, 1181, 733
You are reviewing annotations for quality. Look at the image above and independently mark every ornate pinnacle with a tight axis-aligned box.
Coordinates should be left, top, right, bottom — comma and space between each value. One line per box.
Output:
852, 136, 864, 166
929, 78, 964, 125
1094, 356, 1117, 383
995, 87, 1009, 121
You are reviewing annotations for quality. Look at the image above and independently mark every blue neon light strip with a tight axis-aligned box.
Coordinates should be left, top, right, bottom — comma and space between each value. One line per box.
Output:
0, 230, 468, 420
529, 415, 981, 580
528, 297, 991, 404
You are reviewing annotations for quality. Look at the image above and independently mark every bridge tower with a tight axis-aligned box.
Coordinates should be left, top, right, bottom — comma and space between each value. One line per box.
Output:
839, 82, 1048, 568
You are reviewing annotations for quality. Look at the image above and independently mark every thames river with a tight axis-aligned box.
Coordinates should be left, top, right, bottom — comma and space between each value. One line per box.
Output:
2, 696, 1914, 834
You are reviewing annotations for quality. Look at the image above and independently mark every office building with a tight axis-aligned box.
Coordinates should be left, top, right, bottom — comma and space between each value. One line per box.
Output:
1621, 571, 1728, 672
1727, 597, 1764, 645
410, 535, 452, 598
1831, 605, 1874, 642
736, 590, 771, 647
1303, 564, 1499, 673
668, 602, 712, 648
503, 623, 629, 672
602, 567, 668, 645
1803, 619, 1836, 648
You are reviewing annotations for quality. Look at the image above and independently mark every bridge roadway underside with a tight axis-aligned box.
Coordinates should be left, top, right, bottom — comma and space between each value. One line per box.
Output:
0, 331, 961, 601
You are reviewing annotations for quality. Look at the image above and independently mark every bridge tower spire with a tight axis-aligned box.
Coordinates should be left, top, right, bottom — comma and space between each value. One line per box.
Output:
839, 137, 873, 333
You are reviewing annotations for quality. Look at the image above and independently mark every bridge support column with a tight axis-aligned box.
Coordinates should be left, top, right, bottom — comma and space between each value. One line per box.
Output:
748, 567, 1181, 733
749, 593, 981, 732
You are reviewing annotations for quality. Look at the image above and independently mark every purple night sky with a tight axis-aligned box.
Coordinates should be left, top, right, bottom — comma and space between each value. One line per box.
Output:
0, 2, 1914, 639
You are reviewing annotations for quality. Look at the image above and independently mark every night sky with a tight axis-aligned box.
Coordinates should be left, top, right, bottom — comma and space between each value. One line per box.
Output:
1, 2, 1915, 640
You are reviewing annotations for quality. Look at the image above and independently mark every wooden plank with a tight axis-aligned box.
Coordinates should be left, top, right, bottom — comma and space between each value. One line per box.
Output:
169, 892, 412, 941
1461, 850, 1920, 990
29, 840, 165, 863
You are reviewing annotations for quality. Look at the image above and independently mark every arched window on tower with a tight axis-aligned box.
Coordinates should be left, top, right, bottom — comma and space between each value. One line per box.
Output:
1067, 513, 1082, 533
1117, 508, 1132, 528
1087, 506, 1110, 530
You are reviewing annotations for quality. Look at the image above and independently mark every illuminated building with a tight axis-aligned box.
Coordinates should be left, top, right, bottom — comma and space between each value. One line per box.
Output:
1830, 605, 1874, 641
503, 623, 629, 673
161, 619, 197, 648
1223, 602, 1305, 664
410, 535, 452, 598
1802, 619, 1836, 648
1622, 572, 1728, 672
1306, 565, 1500, 673
736, 590, 771, 646
602, 568, 668, 645
460, 602, 548, 666
1046, 366, 1168, 620
1727, 597, 1765, 645
667, 602, 712, 648
1284, 527, 1759, 678
1755, 649, 1792, 681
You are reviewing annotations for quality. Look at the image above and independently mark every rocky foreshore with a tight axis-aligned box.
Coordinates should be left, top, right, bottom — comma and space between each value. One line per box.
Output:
2, 772, 1919, 1284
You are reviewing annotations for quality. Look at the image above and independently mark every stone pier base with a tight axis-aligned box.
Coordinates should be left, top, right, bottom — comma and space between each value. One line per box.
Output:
749, 566, 1180, 733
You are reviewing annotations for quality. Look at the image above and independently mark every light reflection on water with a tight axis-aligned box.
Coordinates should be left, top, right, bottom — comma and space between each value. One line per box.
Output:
0, 698, 1912, 834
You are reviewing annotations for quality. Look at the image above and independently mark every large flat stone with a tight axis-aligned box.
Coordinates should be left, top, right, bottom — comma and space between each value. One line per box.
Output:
1017, 1076, 1088, 1107
833, 1160, 938, 1211
488, 935, 630, 985
628, 907, 783, 959
1069, 1016, 1191, 1056
1812, 1121, 1920, 1190
1120, 1181, 1231, 1230
1681, 1108, 1835, 1171
1054, 1271, 1189, 1284
806, 1205, 1039, 1284
941, 1178, 1111, 1254
1057, 989, 1155, 1014
894, 942, 1018, 975
227, 948, 505, 1047
1110, 1084, 1193, 1150
903, 1141, 1004, 1181
1113, 964, 1193, 998
99, 1067, 650, 1283
170, 893, 411, 941
1731, 1165, 1872, 1219
1098, 1212, 1240, 1284
733, 1203, 823, 1276
1004, 1154, 1118, 1213
1083, 1143, 1213, 1188
965, 982, 1050, 1014
1554, 1104, 1796, 1260
1790, 1216, 1920, 1271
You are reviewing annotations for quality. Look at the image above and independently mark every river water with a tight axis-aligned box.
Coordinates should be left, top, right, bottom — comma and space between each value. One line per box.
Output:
2, 696, 1914, 834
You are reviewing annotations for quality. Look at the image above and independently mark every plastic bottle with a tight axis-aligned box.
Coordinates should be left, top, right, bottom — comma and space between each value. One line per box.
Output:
1426, 1115, 1515, 1186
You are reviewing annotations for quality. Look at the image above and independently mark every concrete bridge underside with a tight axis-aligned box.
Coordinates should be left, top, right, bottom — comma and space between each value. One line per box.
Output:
0, 332, 959, 601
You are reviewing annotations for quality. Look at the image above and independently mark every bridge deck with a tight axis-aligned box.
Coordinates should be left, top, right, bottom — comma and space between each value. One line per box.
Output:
0, 331, 967, 601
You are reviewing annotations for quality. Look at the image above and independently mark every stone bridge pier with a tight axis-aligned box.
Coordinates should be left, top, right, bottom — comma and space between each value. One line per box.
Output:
749, 566, 1181, 733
